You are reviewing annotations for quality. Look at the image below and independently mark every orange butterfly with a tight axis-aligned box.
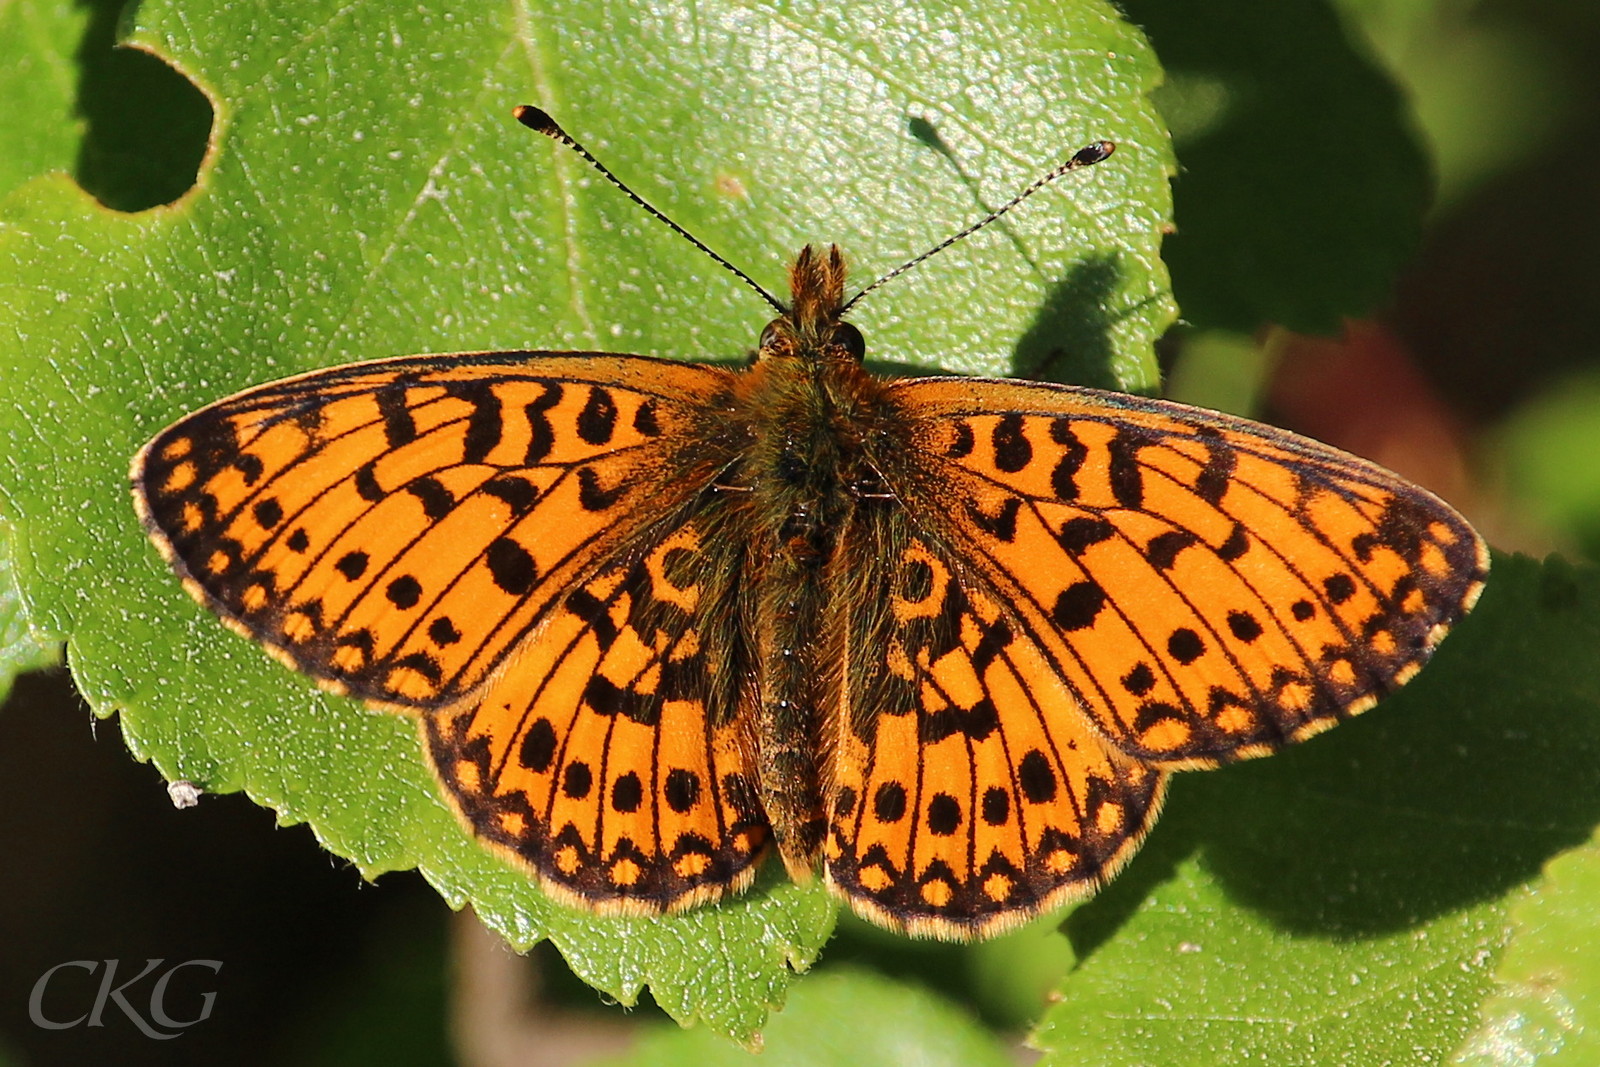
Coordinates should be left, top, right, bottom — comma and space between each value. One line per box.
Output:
132, 107, 1487, 940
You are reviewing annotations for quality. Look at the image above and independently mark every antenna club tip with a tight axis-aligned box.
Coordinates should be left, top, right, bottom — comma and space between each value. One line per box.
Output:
1073, 141, 1116, 166
513, 104, 558, 135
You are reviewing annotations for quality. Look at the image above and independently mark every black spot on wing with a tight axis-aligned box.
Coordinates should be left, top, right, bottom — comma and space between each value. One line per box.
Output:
1166, 627, 1204, 664
1217, 522, 1249, 562
577, 388, 618, 445
481, 475, 538, 515
448, 380, 503, 464
919, 698, 999, 744
486, 538, 537, 595
965, 497, 1020, 542
377, 385, 417, 447
582, 676, 661, 726
1107, 428, 1145, 509
522, 384, 563, 463
1049, 419, 1088, 500
563, 762, 593, 798
406, 476, 454, 520
1146, 529, 1198, 570
1227, 610, 1263, 642
926, 794, 962, 835
390, 651, 441, 685
633, 399, 661, 437
1193, 432, 1235, 505
1052, 580, 1106, 631
519, 717, 557, 772
232, 451, 263, 485
611, 772, 643, 813
386, 575, 422, 609
665, 769, 701, 813
355, 461, 385, 503
1018, 750, 1057, 803
991, 414, 1032, 473
834, 786, 858, 817
1057, 516, 1114, 555
1121, 662, 1156, 696
578, 467, 626, 512
252, 498, 283, 529
428, 616, 461, 645
981, 787, 1009, 825
946, 421, 975, 459
874, 782, 908, 822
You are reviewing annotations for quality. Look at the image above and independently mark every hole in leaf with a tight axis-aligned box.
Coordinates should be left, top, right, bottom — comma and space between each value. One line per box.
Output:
74, 0, 213, 212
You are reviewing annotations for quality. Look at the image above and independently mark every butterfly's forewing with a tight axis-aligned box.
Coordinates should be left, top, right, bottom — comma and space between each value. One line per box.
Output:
874, 376, 1490, 768
425, 515, 772, 912
824, 509, 1166, 939
132, 353, 738, 711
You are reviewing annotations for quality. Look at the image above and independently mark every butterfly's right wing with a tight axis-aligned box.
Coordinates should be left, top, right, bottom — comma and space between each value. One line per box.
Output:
132, 352, 741, 711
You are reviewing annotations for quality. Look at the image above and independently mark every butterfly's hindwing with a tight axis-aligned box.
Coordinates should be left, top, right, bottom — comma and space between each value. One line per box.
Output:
424, 514, 771, 912
823, 504, 1166, 938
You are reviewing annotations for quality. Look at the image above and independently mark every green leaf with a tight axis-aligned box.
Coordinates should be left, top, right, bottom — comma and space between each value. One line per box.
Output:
598, 968, 1017, 1065
1124, 0, 1431, 333
0, 519, 61, 705
1456, 835, 1600, 1065
0, 0, 1172, 1041
0, 0, 78, 700
1035, 554, 1600, 1065
1498, 370, 1600, 561
0, 0, 85, 200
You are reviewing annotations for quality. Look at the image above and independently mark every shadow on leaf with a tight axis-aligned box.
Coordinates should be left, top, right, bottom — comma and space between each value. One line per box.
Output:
1069, 553, 1600, 953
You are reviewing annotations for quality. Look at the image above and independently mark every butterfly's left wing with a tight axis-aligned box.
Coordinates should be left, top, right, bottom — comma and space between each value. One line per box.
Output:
134, 352, 769, 912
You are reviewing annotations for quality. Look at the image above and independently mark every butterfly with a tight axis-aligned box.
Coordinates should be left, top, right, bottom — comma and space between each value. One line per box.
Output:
131, 106, 1488, 940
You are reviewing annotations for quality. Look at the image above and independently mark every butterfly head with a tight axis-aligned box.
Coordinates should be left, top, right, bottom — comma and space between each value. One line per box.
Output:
757, 244, 866, 365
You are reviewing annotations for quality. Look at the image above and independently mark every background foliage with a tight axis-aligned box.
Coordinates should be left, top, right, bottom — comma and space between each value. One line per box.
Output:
1, 0, 1597, 1063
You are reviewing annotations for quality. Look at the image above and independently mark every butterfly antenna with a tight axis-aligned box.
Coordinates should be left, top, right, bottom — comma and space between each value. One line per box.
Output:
514, 105, 786, 314
839, 140, 1115, 314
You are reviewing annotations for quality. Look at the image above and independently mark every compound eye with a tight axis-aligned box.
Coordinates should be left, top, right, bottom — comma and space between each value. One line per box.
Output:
759, 319, 786, 350
830, 321, 865, 360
